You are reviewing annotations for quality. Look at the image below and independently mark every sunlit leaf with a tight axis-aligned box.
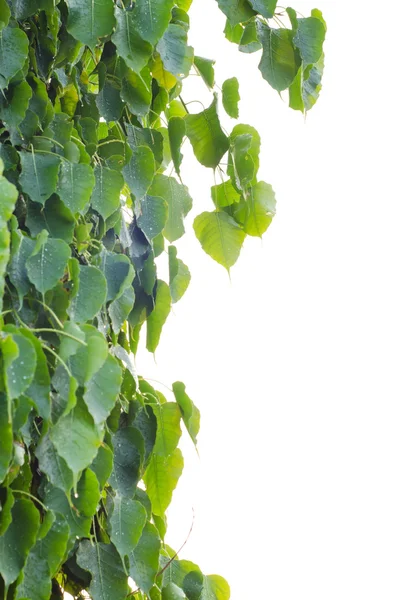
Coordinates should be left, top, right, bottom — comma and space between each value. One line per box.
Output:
185, 97, 229, 169
66, 0, 115, 49
222, 77, 240, 118
193, 211, 245, 271
144, 448, 184, 516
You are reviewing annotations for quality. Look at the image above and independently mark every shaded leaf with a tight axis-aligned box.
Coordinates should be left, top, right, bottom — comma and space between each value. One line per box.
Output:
36, 433, 74, 495
84, 354, 122, 425
19, 151, 60, 205
90, 443, 113, 490
193, 211, 245, 271
109, 286, 136, 334
293, 16, 326, 65
44, 483, 91, 539
0, 25, 29, 88
76, 541, 129, 600
121, 66, 152, 118
146, 280, 171, 353
73, 468, 100, 517
128, 522, 161, 593
57, 161, 95, 214
26, 196, 75, 244
2, 329, 36, 401
109, 427, 144, 497
109, 495, 147, 563
0, 81, 32, 128
0, 394, 12, 483
168, 116, 185, 176
100, 249, 134, 302
185, 97, 229, 169
66, 0, 115, 50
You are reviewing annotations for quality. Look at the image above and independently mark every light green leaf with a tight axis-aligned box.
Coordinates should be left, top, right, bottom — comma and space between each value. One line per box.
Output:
149, 175, 192, 242
0, 81, 32, 128
0, 25, 29, 88
130, 0, 174, 45
163, 583, 187, 600
66, 0, 115, 49
128, 522, 161, 593
0, 0, 10, 30
74, 468, 100, 517
194, 56, 215, 89
99, 249, 134, 302
222, 77, 240, 119
201, 575, 231, 600
146, 280, 171, 353
109, 495, 147, 564
168, 117, 185, 176
112, 6, 153, 73
109, 427, 144, 497
90, 443, 113, 490
77, 541, 129, 600
144, 448, 184, 517
293, 16, 326, 65
168, 245, 190, 303
121, 66, 152, 118
256, 22, 300, 91
2, 330, 37, 401
152, 402, 182, 457
137, 195, 168, 241
289, 55, 324, 113
239, 18, 261, 53
172, 382, 200, 446
185, 96, 229, 169
0, 498, 40, 587
233, 180, 276, 237
224, 19, 244, 44
68, 263, 107, 323
57, 161, 95, 214
122, 145, 155, 200
26, 233, 70, 295
19, 151, 60, 205
215, 0, 255, 25
84, 354, 122, 425
157, 24, 193, 78
91, 165, 124, 220
247, 0, 276, 18
26, 196, 75, 244
66, 325, 108, 385
36, 433, 74, 495
193, 211, 245, 271
109, 286, 136, 334
228, 133, 255, 191
0, 394, 12, 483
211, 179, 240, 208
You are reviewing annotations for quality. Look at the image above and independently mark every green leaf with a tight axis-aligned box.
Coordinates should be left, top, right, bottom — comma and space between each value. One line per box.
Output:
152, 402, 182, 457
144, 448, 184, 516
66, 0, 115, 50
146, 280, 171, 353
157, 24, 194, 78
222, 77, 240, 119
18, 329, 51, 420
172, 382, 200, 446
109, 427, 144, 497
112, 6, 153, 73
109, 495, 147, 564
130, 0, 174, 45
57, 161, 95, 214
91, 165, 124, 220
168, 245, 190, 303
84, 354, 122, 425
126, 124, 163, 166
73, 468, 100, 517
293, 16, 326, 65
137, 195, 168, 241
122, 146, 155, 201
0, 498, 40, 587
168, 117, 185, 176
19, 151, 60, 205
90, 443, 113, 490
0, 25, 29, 88
193, 211, 245, 271
247, 0, 276, 18
289, 55, 324, 113
0, 81, 32, 128
0, 0, 10, 30
0, 394, 12, 483
100, 249, 134, 302
128, 522, 161, 593
121, 66, 152, 118
26, 196, 75, 244
256, 22, 300, 91
228, 133, 255, 191
149, 175, 192, 242
185, 96, 229, 169
163, 583, 187, 600
233, 180, 276, 236
239, 18, 261, 53
215, 0, 255, 26
36, 433, 74, 495
211, 179, 240, 208
50, 396, 102, 482
44, 483, 91, 539
77, 541, 129, 600
97, 78, 124, 123
26, 233, 70, 295
0, 159, 18, 311
109, 286, 136, 334
2, 330, 37, 401
65, 325, 108, 385
224, 19, 244, 44
200, 575, 231, 600
8, 233, 34, 307
194, 56, 215, 89
68, 264, 107, 323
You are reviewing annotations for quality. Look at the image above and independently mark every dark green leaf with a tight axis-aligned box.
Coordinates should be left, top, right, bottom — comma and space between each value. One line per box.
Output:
66, 325, 108, 385
109, 286, 136, 334
73, 468, 100, 517
57, 162, 95, 214
126, 125, 164, 166
130, 0, 174, 45
123, 145, 155, 201
185, 96, 229, 169
8, 232, 35, 308
215, 0, 255, 25
91, 165, 124, 220
19, 329, 51, 420
0, 25, 29, 88
77, 541, 129, 600
109, 495, 147, 564
193, 211, 245, 271
163, 583, 187, 599
168, 117, 185, 176
193, 56, 215, 89
19, 151, 60, 206
100, 249, 134, 302
66, 0, 115, 49
26, 196, 75, 244
239, 18, 261, 53
36, 433, 74, 495
168, 245, 190, 303
97, 79, 124, 122
26, 232, 70, 295
84, 354, 122, 425
121, 66, 152, 118
172, 382, 200, 446
293, 16, 326, 65
90, 443, 113, 490
247, 0, 276, 18
149, 175, 192, 242
0, 394, 12, 483
0, 81, 32, 128
144, 448, 184, 516
222, 77, 240, 119
2, 329, 37, 400
109, 427, 144, 497
112, 6, 153, 73
44, 483, 91, 539
256, 22, 300, 91
128, 522, 161, 593
146, 280, 171, 353
137, 195, 168, 241
0, 0, 10, 29
157, 24, 193, 78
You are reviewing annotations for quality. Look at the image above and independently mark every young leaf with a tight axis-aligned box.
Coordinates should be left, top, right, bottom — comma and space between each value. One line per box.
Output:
144, 448, 184, 517
185, 96, 229, 169
76, 541, 129, 600
19, 151, 60, 205
222, 77, 240, 119
233, 180, 276, 237
128, 522, 161, 593
146, 280, 171, 353
256, 21, 300, 91
172, 382, 200, 446
66, 0, 116, 50
211, 179, 240, 208
168, 245, 191, 303
193, 211, 246, 271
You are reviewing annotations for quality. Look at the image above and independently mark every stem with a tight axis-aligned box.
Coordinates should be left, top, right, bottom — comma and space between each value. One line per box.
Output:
31, 328, 87, 346
41, 344, 73, 377
33, 298, 64, 329
12, 490, 48, 511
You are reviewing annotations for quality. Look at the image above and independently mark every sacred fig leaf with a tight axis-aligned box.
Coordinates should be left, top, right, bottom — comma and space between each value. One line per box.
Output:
185, 96, 229, 169
99, 248, 134, 302
0, 80, 32, 128
233, 180, 276, 237
57, 161, 95, 214
152, 402, 182, 457
0, 0, 10, 30
172, 382, 200, 446
247, 0, 277, 18
36, 433, 74, 495
91, 165, 124, 220
76, 540, 129, 600
214, 0, 255, 26
128, 522, 161, 593
73, 468, 101, 517
193, 211, 246, 271
26, 196, 75, 244
109, 286, 136, 334
200, 575, 231, 600
18, 328, 51, 420
66, 0, 115, 49
44, 483, 92, 539
121, 66, 152, 118
194, 56, 215, 89
126, 124, 164, 166
163, 583, 187, 600
113, 6, 153, 73
26, 233, 70, 294
0, 498, 40, 588
290, 54, 324, 112
157, 24, 194, 78
90, 443, 113, 490
123, 145, 155, 200
109, 426, 144, 497
222, 77, 240, 119
239, 18, 261, 53
130, 0, 174, 45
2, 329, 37, 401
68, 264, 107, 323
19, 151, 60, 205
211, 179, 240, 208
0, 25, 29, 88
84, 354, 122, 425
65, 325, 108, 385
0, 394, 12, 483
168, 116, 185, 176
146, 280, 171, 353
256, 21, 300, 91
168, 245, 191, 303
109, 495, 147, 564
144, 448, 184, 517
293, 16, 326, 65
149, 175, 193, 242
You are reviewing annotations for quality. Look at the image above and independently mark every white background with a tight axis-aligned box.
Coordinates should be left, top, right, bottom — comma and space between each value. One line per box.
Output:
137, 1, 397, 599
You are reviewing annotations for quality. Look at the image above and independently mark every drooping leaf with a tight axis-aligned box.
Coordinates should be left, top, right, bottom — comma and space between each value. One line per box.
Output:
99, 249, 134, 302
121, 66, 152, 118
19, 328, 51, 420
76, 540, 129, 600
144, 448, 184, 517
222, 77, 240, 119
157, 24, 194, 78
211, 179, 240, 208
233, 180, 276, 237
57, 161, 95, 214
66, 0, 116, 49
68, 263, 107, 323
193, 56, 215, 89
247, 0, 276, 18
90, 443, 113, 490
112, 6, 153, 73
19, 151, 60, 205
163, 583, 187, 600
152, 402, 182, 457
26, 233, 70, 295
44, 483, 91, 539
2, 329, 37, 401
214, 0, 255, 26
256, 21, 300, 91
289, 54, 324, 112
137, 195, 168, 241
109, 495, 147, 564
168, 245, 190, 303
149, 175, 192, 242
168, 117, 185, 176
293, 16, 326, 65
146, 280, 171, 353
128, 522, 161, 593
172, 382, 200, 446
109, 286, 136, 334
0, 25, 29, 88
193, 211, 245, 271
0, 81, 32, 128
63, 324, 108, 385
84, 354, 122, 425
185, 97, 229, 169
91, 165, 124, 220
73, 468, 100, 517
26, 196, 75, 244
130, 0, 174, 45
239, 18, 261, 53
109, 426, 144, 497
0, 394, 12, 483
0, 0, 10, 30
200, 575, 231, 600
123, 145, 155, 201
36, 433, 74, 495
126, 124, 164, 166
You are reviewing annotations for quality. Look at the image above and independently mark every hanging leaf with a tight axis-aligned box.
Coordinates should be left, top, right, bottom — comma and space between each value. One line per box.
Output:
168, 245, 191, 303
36, 433, 74, 495
152, 402, 182, 457
163, 583, 187, 600
185, 97, 229, 169
91, 165, 124, 220
239, 18, 261, 53
222, 77, 240, 118
172, 382, 200, 446
233, 180, 276, 237
137, 195, 168, 241
19, 151, 60, 205
214, 0, 255, 26
109, 427, 144, 497
73, 468, 101, 517
44, 483, 91, 539
193, 211, 245, 271
0, 25, 29, 88
149, 175, 193, 242
293, 16, 326, 65
84, 354, 122, 425
168, 117, 185, 176
26, 232, 70, 294
194, 56, 215, 89
123, 145, 155, 201
19, 328, 51, 420
99, 249, 134, 302
112, 6, 153, 73
57, 161, 95, 214
247, 0, 276, 18
256, 21, 300, 91
0, 394, 12, 483
128, 522, 161, 593
157, 24, 194, 78
130, 0, 174, 45
146, 280, 171, 353
109, 495, 147, 564
0, 81, 32, 128
144, 448, 184, 517
121, 66, 152, 118
66, 0, 115, 50
211, 179, 240, 208
109, 286, 136, 334
2, 329, 37, 401
76, 541, 129, 600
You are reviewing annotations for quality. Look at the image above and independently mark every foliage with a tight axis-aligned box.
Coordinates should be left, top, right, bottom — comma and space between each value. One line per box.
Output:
0, 0, 326, 599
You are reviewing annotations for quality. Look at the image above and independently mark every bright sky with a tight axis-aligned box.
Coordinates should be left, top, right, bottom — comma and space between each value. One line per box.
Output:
136, 1, 397, 598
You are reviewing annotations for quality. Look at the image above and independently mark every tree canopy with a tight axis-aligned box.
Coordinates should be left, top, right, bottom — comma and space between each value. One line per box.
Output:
0, 0, 326, 598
